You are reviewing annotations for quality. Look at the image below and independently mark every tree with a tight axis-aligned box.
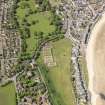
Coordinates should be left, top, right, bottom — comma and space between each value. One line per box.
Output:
24, 27, 31, 38
22, 39, 27, 52
32, 20, 37, 25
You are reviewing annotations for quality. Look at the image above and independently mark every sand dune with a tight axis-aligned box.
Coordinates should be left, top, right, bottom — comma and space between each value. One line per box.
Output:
86, 13, 105, 105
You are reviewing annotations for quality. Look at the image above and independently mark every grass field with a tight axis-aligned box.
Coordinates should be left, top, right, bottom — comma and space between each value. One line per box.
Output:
39, 38, 75, 105
16, 0, 56, 54
0, 83, 16, 105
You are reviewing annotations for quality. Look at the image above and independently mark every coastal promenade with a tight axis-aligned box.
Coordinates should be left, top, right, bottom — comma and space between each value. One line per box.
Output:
86, 13, 105, 105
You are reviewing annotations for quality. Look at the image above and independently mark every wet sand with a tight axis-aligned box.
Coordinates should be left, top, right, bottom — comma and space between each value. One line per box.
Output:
86, 13, 105, 105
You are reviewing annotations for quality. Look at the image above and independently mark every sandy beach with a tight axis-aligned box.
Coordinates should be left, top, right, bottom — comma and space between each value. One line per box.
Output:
86, 13, 105, 105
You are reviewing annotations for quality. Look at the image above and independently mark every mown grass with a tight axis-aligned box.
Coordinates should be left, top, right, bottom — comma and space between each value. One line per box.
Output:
0, 83, 16, 105
39, 38, 75, 105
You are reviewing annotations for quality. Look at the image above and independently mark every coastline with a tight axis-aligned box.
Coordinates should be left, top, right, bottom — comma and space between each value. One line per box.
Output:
86, 13, 105, 105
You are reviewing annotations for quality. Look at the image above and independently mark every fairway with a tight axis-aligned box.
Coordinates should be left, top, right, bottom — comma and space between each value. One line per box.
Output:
0, 83, 16, 105
40, 39, 75, 105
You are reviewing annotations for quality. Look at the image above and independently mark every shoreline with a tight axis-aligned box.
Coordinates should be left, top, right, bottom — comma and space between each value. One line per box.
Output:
86, 13, 105, 105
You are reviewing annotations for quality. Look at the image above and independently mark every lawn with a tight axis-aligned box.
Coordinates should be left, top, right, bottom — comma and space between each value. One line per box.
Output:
16, 0, 56, 55
39, 38, 75, 105
0, 83, 16, 105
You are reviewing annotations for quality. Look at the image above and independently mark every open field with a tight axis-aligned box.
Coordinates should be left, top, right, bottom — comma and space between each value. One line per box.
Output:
39, 38, 75, 105
49, 39, 75, 105
16, 0, 56, 54
0, 83, 16, 105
